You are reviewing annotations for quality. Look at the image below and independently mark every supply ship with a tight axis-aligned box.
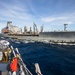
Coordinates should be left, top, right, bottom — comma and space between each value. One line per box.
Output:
1, 21, 75, 44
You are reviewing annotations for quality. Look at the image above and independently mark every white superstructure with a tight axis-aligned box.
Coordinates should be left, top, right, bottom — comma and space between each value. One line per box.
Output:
2, 21, 22, 34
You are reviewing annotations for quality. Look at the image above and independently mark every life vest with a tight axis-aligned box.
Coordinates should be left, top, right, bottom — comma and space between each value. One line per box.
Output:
10, 57, 18, 71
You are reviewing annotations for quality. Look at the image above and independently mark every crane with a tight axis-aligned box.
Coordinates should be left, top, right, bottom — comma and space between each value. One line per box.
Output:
33, 22, 38, 34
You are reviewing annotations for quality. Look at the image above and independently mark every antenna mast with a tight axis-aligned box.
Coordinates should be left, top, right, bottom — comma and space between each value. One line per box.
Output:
64, 23, 68, 31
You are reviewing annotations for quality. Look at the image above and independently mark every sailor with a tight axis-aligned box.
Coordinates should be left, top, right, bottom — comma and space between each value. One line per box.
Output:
1, 48, 11, 62
2, 52, 6, 62
5, 48, 11, 62
0, 51, 7, 62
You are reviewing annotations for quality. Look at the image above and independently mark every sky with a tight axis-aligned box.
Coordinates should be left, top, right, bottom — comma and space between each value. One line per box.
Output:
0, 0, 75, 32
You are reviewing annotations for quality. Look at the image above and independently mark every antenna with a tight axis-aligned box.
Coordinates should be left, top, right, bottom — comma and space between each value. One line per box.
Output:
64, 23, 68, 31
33, 22, 36, 34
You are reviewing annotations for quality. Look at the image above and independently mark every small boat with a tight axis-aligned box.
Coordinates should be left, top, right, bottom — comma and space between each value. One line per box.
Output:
0, 40, 42, 75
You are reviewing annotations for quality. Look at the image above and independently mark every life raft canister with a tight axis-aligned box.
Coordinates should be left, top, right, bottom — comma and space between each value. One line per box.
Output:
10, 57, 18, 71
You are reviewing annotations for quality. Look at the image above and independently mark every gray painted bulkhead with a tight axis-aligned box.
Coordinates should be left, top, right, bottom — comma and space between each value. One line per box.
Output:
39, 32, 75, 42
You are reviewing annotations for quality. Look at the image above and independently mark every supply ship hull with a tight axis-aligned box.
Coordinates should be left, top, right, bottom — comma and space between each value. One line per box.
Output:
1, 31, 75, 44
39, 31, 75, 43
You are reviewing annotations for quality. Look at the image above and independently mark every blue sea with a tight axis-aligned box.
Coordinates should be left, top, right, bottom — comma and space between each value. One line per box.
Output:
1, 37, 75, 75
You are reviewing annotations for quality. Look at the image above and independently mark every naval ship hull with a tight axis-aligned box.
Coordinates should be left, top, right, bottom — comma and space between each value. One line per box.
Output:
1, 31, 75, 43
39, 31, 75, 43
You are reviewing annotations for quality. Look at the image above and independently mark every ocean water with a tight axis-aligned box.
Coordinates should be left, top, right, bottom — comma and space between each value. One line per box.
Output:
1, 38, 75, 75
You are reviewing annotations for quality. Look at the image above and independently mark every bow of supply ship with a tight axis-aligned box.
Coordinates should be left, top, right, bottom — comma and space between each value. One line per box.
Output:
1, 21, 75, 44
